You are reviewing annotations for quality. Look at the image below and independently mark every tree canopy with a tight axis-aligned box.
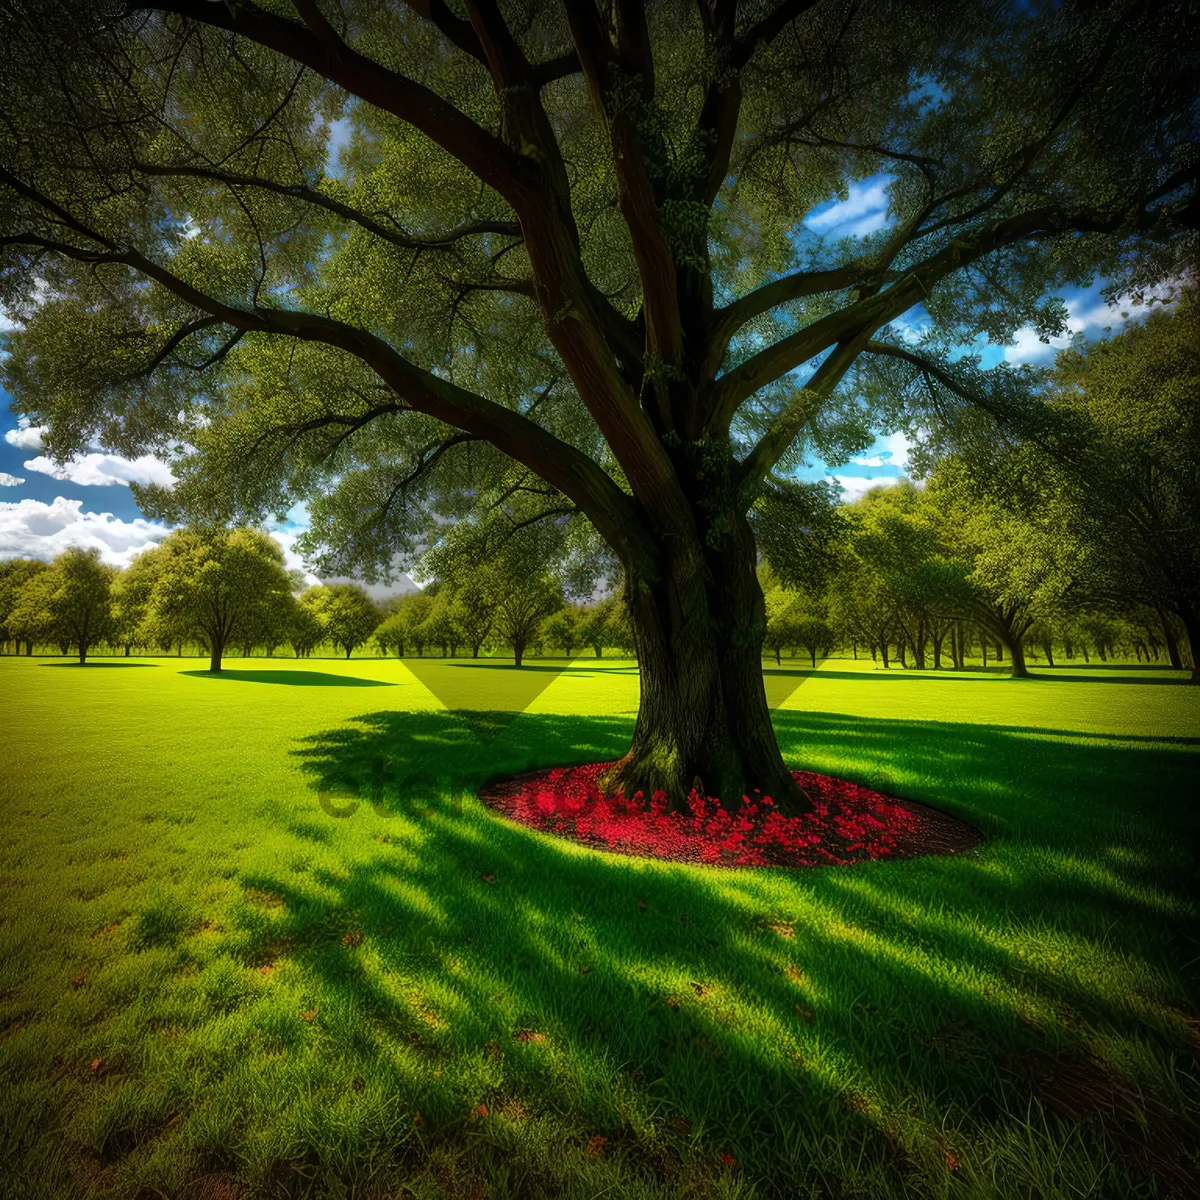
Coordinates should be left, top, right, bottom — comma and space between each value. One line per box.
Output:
1, 0, 1195, 805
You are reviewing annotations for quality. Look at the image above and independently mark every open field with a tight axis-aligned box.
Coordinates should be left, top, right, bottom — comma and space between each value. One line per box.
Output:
1, 655, 1198, 1199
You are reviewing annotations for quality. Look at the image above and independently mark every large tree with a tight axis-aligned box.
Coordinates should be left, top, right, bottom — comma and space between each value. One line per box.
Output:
1, 1, 1195, 809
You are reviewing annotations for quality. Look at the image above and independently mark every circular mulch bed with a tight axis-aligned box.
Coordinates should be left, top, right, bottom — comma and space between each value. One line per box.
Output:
479, 764, 981, 869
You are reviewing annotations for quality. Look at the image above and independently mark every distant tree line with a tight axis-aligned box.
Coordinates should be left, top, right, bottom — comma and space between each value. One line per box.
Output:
0, 526, 633, 669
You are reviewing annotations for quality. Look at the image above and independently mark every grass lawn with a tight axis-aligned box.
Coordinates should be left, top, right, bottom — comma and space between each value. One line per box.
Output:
1, 654, 1198, 1199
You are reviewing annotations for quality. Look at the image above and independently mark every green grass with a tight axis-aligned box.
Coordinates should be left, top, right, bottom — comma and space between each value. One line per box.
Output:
1, 654, 1198, 1199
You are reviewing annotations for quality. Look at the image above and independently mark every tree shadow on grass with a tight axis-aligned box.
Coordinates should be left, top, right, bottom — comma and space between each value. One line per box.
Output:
251, 706, 1200, 1194
40, 661, 158, 668
764, 665, 1195, 686
180, 670, 395, 687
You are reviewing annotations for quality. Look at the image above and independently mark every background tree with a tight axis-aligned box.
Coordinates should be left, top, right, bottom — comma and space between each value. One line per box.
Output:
6, 562, 56, 656
28, 547, 116, 663
492, 572, 564, 669
109, 548, 162, 657
578, 597, 618, 659
762, 569, 800, 665
1039, 293, 1200, 677
288, 595, 325, 658
925, 463, 1081, 678
448, 584, 497, 660
791, 595, 833, 670
3, 0, 1195, 808
544, 605, 585, 658
0, 558, 49, 655
147, 527, 295, 672
305, 583, 382, 660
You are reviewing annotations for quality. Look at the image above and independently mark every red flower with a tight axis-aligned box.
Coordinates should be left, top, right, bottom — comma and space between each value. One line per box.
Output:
478, 764, 974, 869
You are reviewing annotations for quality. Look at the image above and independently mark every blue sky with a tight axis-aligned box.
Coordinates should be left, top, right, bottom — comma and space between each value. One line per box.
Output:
0, 173, 1150, 569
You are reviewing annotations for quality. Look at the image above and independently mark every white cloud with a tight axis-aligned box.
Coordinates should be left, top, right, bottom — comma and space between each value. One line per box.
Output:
806, 178, 892, 239
269, 526, 322, 588
1003, 290, 1158, 365
0, 473, 25, 487
850, 431, 910, 468
4, 420, 47, 451
0, 496, 170, 566
829, 474, 904, 502
22, 450, 176, 488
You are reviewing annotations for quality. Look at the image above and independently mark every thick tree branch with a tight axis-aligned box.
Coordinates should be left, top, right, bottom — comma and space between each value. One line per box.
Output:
709, 261, 898, 375
732, 0, 824, 69
713, 202, 1127, 424
566, 2, 682, 372
532, 50, 582, 88
736, 333, 872, 489
133, 0, 524, 202
405, 0, 487, 66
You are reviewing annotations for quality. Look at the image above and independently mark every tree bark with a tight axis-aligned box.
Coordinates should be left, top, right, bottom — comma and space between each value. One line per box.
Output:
604, 516, 809, 814
1177, 604, 1200, 682
1158, 609, 1183, 671
1008, 637, 1030, 678
210, 641, 224, 672
514, 640, 524, 668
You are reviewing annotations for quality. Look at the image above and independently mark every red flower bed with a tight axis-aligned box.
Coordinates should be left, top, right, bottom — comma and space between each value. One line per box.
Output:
480, 764, 980, 868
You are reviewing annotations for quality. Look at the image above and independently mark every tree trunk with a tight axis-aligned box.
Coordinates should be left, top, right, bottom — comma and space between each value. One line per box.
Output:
79, 645, 87, 664
933, 631, 944, 669
1158, 609, 1183, 671
880, 642, 889, 669
345, 646, 352, 659
1177, 604, 1200, 681
514, 640, 524, 668
605, 517, 809, 814
1008, 637, 1030, 679
808, 646, 816, 668
210, 640, 224, 672
852, 640, 857, 660
1081, 644, 1089, 663
25, 640, 32, 656
1042, 640, 1055, 668
994, 639, 1003, 662
124, 645, 131, 657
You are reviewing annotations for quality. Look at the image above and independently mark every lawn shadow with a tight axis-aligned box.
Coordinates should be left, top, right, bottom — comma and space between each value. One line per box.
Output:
40, 661, 158, 668
244, 705, 1200, 1191
180, 669, 395, 687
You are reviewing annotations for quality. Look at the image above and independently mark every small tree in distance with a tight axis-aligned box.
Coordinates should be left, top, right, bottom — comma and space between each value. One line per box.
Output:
0, 558, 49, 655
305, 584, 382, 659
19, 547, 116, 664
147, 527, 295, 673
493, 574, 563, 669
